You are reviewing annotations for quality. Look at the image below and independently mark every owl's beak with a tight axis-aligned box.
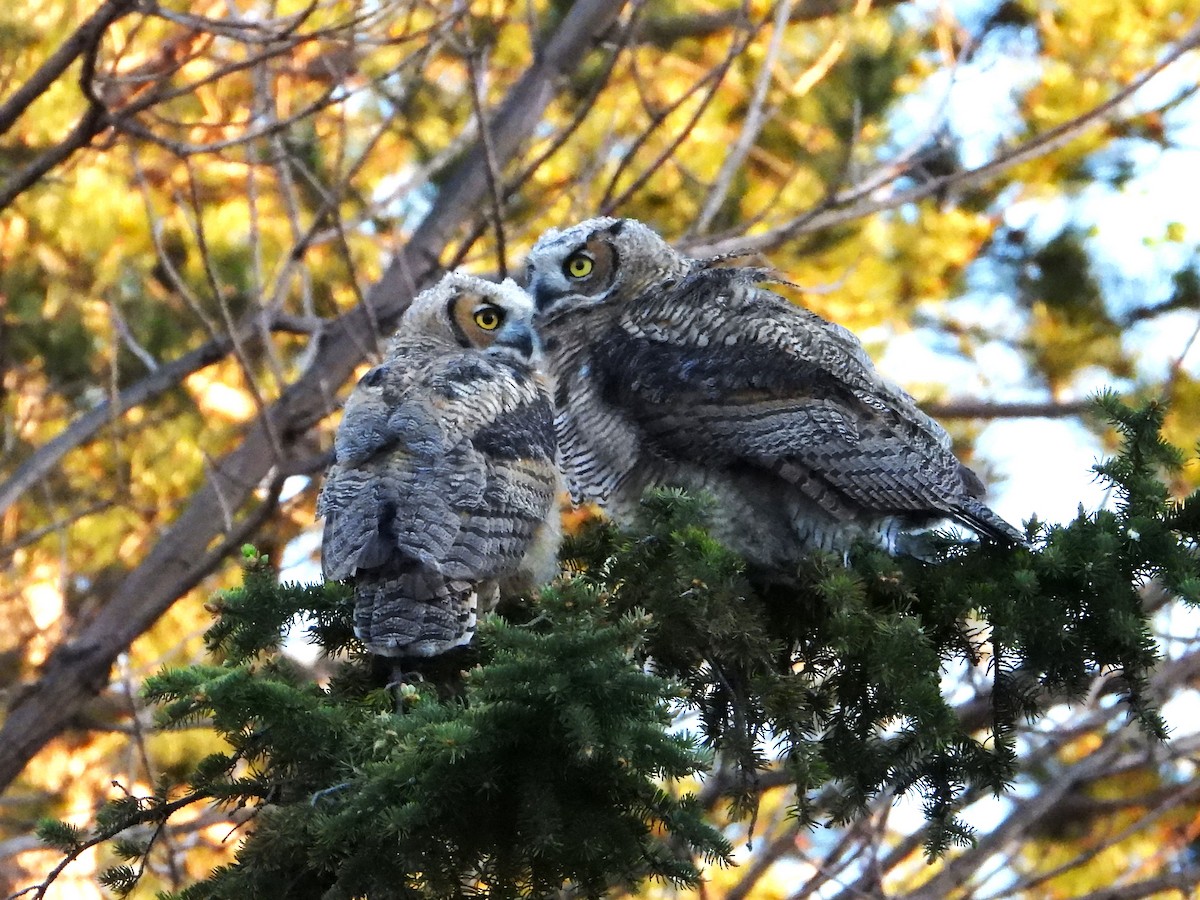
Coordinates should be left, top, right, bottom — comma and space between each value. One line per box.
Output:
495, 320, 535, 357
529, 276, 559, 313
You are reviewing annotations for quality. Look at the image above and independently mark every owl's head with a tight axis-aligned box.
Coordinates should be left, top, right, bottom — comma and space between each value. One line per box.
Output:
525, 218, 691, 324
396, 272, 540, 362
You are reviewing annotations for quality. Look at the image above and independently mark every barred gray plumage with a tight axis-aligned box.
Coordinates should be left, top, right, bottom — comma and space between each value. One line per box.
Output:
318, 273, 561, 657
526, 217, 1023, 571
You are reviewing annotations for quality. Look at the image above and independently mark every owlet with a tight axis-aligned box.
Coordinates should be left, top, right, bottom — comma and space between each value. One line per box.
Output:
318, 273, 561, 657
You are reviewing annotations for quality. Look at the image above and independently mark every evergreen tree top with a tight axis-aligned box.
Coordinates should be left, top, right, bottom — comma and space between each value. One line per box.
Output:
32, 396, 1200, 897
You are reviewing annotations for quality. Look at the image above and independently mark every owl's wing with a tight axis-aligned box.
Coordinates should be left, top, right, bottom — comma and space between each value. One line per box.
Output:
318, 354, 558, 587
598, 267, 1016, 538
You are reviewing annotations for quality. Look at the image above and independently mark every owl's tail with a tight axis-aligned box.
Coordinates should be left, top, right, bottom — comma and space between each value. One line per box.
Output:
352, 565, 483, 657
954, 498, 1029, 547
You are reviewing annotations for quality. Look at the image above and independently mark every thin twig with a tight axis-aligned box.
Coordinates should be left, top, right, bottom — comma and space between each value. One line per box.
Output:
0, 0, 137, 137
0, 502, 114, 560
687, 19, 1200, 258
5, 789, 210, 900
107, 296, 159, 373
183, 162, 286, 465
117, 655, 184, 886
922, 399, 1095, 420
464, 43, 510, 278
692, 0, 793, 235
444, 0, 644, 269
633, 0, 906, 46
0, 337, 232, 517
599, 4, 762, 215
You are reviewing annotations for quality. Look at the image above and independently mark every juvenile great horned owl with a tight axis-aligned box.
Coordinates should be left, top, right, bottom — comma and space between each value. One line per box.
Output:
318, 273, 561, 657
526, 217, 1023, 571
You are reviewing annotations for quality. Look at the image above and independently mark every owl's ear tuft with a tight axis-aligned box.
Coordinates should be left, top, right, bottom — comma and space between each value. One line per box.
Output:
607, 220, 626, 237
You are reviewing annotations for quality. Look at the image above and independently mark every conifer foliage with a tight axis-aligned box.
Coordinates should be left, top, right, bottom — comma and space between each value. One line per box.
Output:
34, 397, 1200, 895
128, 568, 727, 898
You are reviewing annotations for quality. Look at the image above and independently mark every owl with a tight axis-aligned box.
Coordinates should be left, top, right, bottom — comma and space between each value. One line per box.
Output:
317, 273, 561, 658
525, 217, 1024, 571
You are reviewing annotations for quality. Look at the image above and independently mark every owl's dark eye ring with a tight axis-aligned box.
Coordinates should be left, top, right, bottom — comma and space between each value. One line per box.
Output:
473, 305, 504, 330
564, 252, 595, 279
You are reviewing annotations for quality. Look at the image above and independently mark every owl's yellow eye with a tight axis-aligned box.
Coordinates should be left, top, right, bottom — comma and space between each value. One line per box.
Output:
473, 305, 504, 330
564, 252, 594, 279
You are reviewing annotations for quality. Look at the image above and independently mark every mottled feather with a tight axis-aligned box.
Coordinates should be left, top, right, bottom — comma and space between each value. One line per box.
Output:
527, 217, 1024, 570
318, 273, 561, 657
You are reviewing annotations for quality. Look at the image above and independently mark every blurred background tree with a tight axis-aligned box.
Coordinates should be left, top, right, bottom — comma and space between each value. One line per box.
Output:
2, 0, 1199, 895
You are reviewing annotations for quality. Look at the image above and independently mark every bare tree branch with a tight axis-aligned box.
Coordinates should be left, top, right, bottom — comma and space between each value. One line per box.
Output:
0, 502, 114, 561
0, 105, 110, 212
691, 0, 792, 236
444, 0, 646, 268
0, 1, 343, 212
183, 162, 286, 462
0, 0, 137, 137
0, 337, 233, 518
724, 817, 802, 900
0, 0, 629, 794
1071, 874, 1200, 900
0, 16, 471, 523
634, 0, 907, 47
464, 43, 510, 279
922, 399, 1096, 420
683, 20, 1200, 258
601, 7, 762, 215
